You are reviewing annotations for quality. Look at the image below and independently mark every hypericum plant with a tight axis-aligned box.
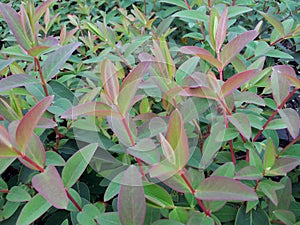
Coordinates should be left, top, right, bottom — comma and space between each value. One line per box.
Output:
0, 0, 299, 225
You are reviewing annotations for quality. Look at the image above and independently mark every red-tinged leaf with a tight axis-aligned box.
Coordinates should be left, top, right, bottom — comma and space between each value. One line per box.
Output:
234, 166, 263, 180
100, 59, 119, 104
271, 71, 289, 106
20, 5, 34, 46
61, 102, 120, 119
263, 138, 276, 170
0, 124, 18, 157
260, 12, 285, 36
215, 7, 228, 53
278, 108, 300, 139
273, 210, 296, 225
166, 109, 189, 169
194, 176, 258, 201
118, 166, 146, 225
266, 158, 300, 176
18, 134, 46, 170
272, 65, 296, 77
36, 118, 57, 128
27, 46, 50, 57
283, 74, 300, 88
228, 112, 252, 140
118, 62, 151, 115
159, 133, 176, 165
209, 7, 218, 51
33, 0, 57, 23
179, 46, 222, 69
149, 161, 178, 179
257, 180, 284, 205
16, 96, 54, 151
179, 87, 218, 100
42, 42, 81, 82
32, 165, 68, 209
0, 3, 31, 49
220, 30, 258, 68
221, 69, 258, 97
0, 74, 39, 93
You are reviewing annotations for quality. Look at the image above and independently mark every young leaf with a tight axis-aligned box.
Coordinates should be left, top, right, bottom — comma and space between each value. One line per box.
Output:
61, 102, 119, 119
62, 143, 97, 188
228, 112, 252, 140
159, 133, 176, 165
0, 74, 39, 93
20, 5, 35, 46
0, 3, 31, 49
0, 124, 18, 157
179, 87, 218, 100
16, 194, 51, 225
260, 12, 285, 36
143, 182, 174, 208
278, 108, 300, 139
16, 96, 54, 151
32, 165, 68, 209
266, 158, 300, 176
100, 59, 119, 104
271, 72, 289, 106
118, 62, 150, 115
263, 138, 276, 170
118, 166, 146, 225
42, 42, 81, 82
166, 109, 189, 170
221, 69, 258, 97
33, 0, 56, 23
220, 30, 258, 68
179, 46, 222, 69
215, 7, 228, 53
195, 176, 258, 201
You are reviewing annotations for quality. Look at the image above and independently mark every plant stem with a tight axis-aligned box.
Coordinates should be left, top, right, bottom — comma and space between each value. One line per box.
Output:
22, 154, 45, 173
34, 57, 49, 97
184, 0, 191, 10
0, 190, 9, 193
208, 0, 211, 7
180, 172, 211, 217
278, 135, 300, 156
253, 88, 298, 142
231, 0, 236, 6
65, 188, 82, 212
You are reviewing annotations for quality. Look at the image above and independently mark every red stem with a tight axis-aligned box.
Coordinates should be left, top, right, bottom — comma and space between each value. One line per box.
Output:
231, 0, 236, 6
0, 190, 10, 193
34, 57, 49, 97
208, 0, 211, 7
184, 0, 191, 9
21, 154, 45, 173
253, 88, 298, 142
65, 189, 82, 212
180, 172, 211, 216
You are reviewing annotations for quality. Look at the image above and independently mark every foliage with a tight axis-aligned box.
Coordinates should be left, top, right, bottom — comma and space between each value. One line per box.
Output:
0, 0, 299, 224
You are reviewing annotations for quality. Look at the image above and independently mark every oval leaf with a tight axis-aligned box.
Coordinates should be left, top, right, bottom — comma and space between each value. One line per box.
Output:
195, 176, 258, 201
32, 165, 68, 209
278, 108, 300, 139
118, 166, 146, 225
0, 74, 39, 93
215, 7, 228, 53
228, 112, 252, 140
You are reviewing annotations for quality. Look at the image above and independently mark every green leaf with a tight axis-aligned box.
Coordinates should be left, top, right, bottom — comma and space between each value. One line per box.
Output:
175, 56, 199, 85
0, 158, 15, 174
77, 204, 101, 225
228, 112, 252, 140
0, 97, 20, 122
195, 176, 258, 201
215, 7, 228, 53
159, 0, 188, 9
104, 172, 124, 202
45, 151, 65, 167
16, 96, 54, 151
33, 0, 56, 23
265, 119, 287, 130
200, 133, 223, 169
211, 162, 235, 178
0, 3, 31, 49
228, 6, 252, 18
179, 46, 221, 69
278, 108, 300, 139
273, 210, 295, 225
152, 220, 184, 225
186, 212, 215, 225
143, 182, 174, 208
166, 109, 189, 169
257, 179, 284, 205
234, 166, 263, 180
260, 12, 285, 36
221, 69, 258, 98
32, 165, 68, 209
62, 143, 98, 188
118, 166, 146, 225
235, 205, 270, 225
49, 80, 78, 105
0, 124, 17, 157
2, 201, 20, 220
271, 71, 289, 106
263, 138, 276, 170
16, 194, 51, 225
220, 30, 258, 68
269, 177, 292, 211
6, 186, 31, 202
169, 208, 189, 224
42, 42, 81, 82
172, 10, 209, 22
216, 128, 239, 142
96, 212, 121, 225
0, 59, 14, 71
117, 62, 150, 115
0, 74, 39, 93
